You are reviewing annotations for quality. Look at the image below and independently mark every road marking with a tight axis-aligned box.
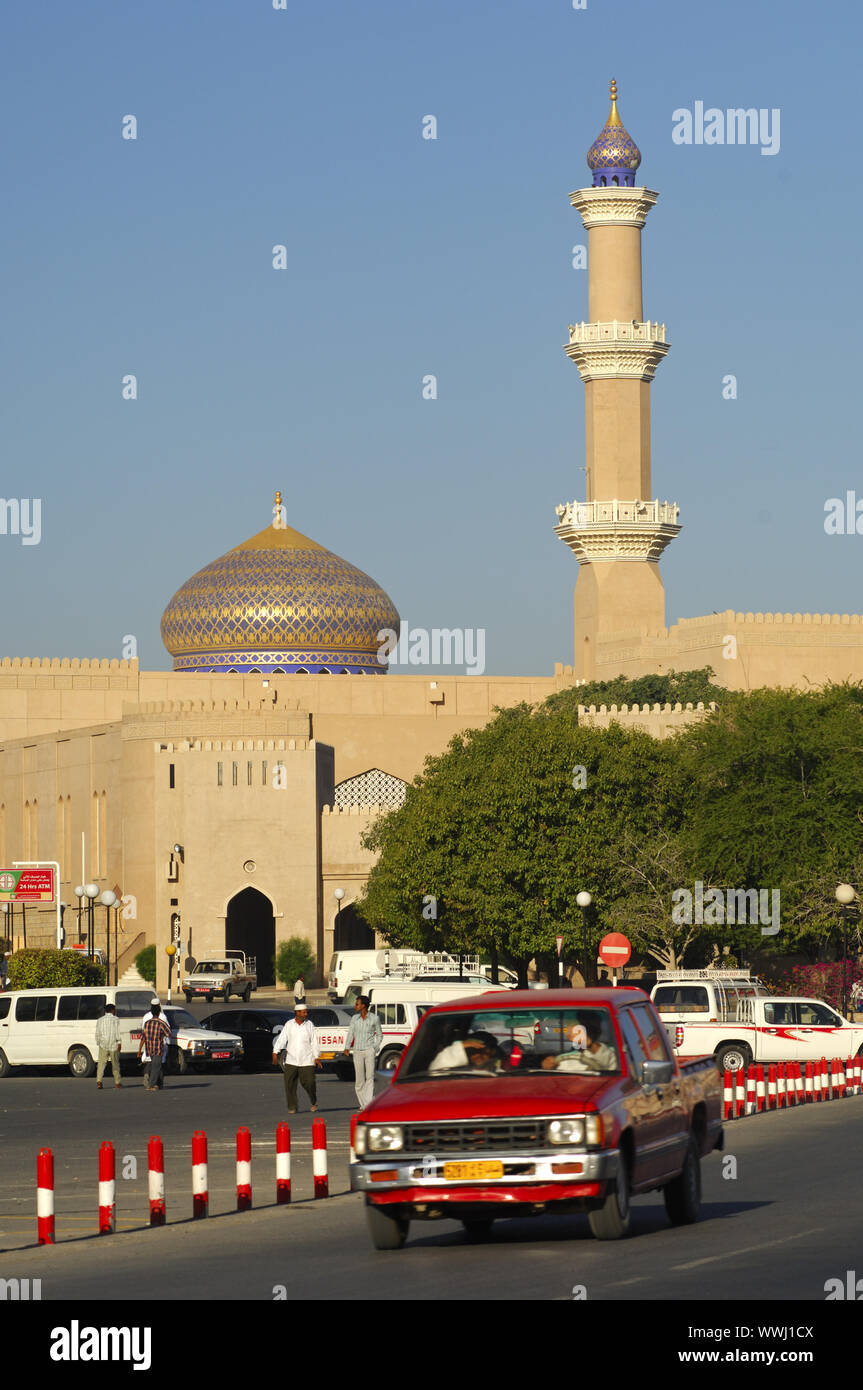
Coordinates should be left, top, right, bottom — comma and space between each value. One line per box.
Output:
670, 1226, 825, 1271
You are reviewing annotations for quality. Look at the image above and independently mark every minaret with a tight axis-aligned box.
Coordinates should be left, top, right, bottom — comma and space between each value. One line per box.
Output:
555, 81, 680, 680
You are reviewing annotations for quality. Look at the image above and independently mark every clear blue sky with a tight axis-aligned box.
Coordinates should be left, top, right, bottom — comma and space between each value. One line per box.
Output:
2, 0, 859, 675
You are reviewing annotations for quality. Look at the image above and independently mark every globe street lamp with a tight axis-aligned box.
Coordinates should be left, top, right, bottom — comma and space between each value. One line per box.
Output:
835, 883, 857, 1018
84, 883, 99, 960
333, 888, 345, 950
100, 890, 119, 984
576, 891, 593, 988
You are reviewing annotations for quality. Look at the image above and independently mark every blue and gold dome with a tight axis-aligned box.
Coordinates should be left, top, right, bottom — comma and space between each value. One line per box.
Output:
160, 494, 400, 674
586, 79, 641, 187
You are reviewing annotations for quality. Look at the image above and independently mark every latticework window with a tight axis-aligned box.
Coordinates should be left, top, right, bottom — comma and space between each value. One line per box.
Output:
334, 768, 407, 810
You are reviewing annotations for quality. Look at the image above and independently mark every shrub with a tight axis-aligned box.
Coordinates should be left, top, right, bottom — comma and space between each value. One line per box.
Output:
7, 949, 105, 990
135, 945, 157, 986
274, 937, 316, 989
765, 960, 863, 1012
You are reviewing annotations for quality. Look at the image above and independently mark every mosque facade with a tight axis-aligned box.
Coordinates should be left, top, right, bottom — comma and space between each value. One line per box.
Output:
2, 86, 862, 987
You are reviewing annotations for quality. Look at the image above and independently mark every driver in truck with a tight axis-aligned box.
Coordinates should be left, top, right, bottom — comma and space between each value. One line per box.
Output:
541, 1015, 617, 1073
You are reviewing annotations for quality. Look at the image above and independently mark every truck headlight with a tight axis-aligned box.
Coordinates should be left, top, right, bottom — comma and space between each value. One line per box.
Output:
547, 1118, 585, 1145
368, 1126, 404, 1153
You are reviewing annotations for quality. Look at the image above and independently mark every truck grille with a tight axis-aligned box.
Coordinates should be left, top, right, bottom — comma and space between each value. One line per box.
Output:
404, 1121, 548, 1153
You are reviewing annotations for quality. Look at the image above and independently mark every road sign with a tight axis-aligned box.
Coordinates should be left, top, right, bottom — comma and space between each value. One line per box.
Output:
598, 933, 631, 968
555, 935, 564, 956
0, 868, 56, 903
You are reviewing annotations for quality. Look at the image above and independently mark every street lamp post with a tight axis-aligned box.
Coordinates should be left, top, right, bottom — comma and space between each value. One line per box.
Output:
576, 891, 593, 988
84, 883, 99, 959
835, 883, 857, 1018
100, 891, 118, 984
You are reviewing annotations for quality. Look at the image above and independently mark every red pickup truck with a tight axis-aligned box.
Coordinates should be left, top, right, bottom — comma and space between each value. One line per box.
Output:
351, 988, 724, 1249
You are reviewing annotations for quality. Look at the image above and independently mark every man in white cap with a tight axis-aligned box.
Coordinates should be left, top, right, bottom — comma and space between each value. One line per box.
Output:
140, 997, 170, 1088
272, 1003, 321, 1113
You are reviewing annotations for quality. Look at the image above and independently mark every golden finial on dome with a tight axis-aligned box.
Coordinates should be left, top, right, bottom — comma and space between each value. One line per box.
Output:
273, 489, 285, 530
608, 78, 622, 127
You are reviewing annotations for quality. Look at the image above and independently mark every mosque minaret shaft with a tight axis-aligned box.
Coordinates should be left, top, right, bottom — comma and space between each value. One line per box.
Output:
555, 81, 680, 680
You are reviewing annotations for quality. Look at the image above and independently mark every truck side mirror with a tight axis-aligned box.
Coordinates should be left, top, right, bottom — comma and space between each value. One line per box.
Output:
642, 1059, 673, 1086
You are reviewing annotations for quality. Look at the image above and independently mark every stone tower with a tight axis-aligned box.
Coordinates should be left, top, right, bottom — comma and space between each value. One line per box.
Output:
555, 81, 680, 680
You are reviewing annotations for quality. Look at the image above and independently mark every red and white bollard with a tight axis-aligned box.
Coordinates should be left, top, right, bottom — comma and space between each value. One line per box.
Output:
236, 1126, 252, 1212
794, 1061, 805, 1105
814, 1058, 824, 1101
98, 1141, 116, 1235
767, 1064, 777, 1110
755, 1065, 766, 1112
777, 1062, 787, 1107
735, 1066, 745, 1117
804, 1060, 814, 1101
276, 1122, 291, 1205
192, 1131, 208, 1218
745, 1064, 757, 1115
37, 1148, 55, 1246
837, 1058, 847, 1099
312, 1118, 329, 1198
723, 1070, 733, 1121
148, 1135, 166, 1226
349, 1113, 358, 1161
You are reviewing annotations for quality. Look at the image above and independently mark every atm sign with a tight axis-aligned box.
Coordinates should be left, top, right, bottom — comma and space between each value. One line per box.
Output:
0, 869, 56, 902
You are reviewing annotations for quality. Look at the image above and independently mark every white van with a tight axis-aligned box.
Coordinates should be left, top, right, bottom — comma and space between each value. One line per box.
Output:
328, 948, 516, 1000
650, 970, 770, 1027
341, 977, 503, 1010
0, 986, 163, 1078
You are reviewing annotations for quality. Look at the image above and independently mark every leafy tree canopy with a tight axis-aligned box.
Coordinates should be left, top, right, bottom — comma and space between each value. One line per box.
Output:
544, 667, 728, 716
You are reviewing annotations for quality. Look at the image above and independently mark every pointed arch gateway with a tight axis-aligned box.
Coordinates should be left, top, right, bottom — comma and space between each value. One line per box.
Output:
226, 886, 276, 987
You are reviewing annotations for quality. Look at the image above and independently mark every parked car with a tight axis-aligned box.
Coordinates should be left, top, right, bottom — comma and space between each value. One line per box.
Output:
351, 987, 724, 1250
143, 1005, 244, 1073
201, 1006, 355, 1077
182, 952, 256, 1003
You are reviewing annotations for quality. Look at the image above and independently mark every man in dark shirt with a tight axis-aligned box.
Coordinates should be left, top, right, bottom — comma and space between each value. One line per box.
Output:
137, 1006, 172, 1092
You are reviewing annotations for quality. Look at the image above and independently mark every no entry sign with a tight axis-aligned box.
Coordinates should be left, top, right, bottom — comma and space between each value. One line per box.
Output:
0, 868, 56, 903
598, 932, 631, 968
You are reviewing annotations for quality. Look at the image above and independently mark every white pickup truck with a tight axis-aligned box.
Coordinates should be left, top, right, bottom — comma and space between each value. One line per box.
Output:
316, 999, 434, 1074
669, 995, 863, 1073
182, 952, 256, 1004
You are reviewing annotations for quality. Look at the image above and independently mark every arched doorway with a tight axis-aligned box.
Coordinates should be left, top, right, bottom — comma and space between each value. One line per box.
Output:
226, 887, 276, 987
334, 902, 375, 951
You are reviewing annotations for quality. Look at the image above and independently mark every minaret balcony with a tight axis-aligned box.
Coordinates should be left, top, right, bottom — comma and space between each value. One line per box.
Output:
569, 186, 659, 229
565, 320, 669, 382
554, 498, 681, 563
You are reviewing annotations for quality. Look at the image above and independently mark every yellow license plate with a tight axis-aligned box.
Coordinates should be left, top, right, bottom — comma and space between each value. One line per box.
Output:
320, 1052, 335, 1060
442, 1161, 504, 1181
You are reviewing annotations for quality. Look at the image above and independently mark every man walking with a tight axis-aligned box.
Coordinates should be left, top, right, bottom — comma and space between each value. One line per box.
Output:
293, 974, 306, 1007
272, 1002, 320, 1113
137, 1004, 171, 1092
140, 996, 170, 1087
343, 994, 382, 1110
95, 1003, 122, 1089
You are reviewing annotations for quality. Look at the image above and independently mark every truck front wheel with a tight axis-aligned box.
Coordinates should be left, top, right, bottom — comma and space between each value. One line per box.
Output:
715, 1042, 751, 1074
664, 1134, 702, 1226
241, 985, 251, 1003
588, 1156, 631, 1240
365, 1201, 409, 1251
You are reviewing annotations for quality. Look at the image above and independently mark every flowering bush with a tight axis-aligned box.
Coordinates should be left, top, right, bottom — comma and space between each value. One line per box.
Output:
765, 961, 863, 1012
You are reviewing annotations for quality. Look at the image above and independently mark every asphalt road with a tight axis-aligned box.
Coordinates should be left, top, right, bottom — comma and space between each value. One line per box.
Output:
2, 1060, 862, 1301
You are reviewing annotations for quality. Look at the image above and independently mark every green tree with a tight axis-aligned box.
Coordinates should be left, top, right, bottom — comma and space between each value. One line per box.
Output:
544, 667, 728, 716
675, 683, 863, 959
135, 945, 156, 986
275, 937, 316, 989
359, 701, 685, 983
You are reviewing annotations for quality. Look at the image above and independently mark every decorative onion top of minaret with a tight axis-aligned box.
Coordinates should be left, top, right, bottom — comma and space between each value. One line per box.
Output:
586, 79, 642, 187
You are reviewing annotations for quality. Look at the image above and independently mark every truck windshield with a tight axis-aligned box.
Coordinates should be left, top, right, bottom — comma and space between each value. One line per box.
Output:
194, 963, 229, 974
398, 1007, 621, 1080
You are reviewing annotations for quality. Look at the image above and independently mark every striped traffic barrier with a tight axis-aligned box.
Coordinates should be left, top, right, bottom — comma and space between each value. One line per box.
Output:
794, 1061, 805, 1104
37, 1148, 55, 1246
746, 1064, 757, 1114
148, 1135, 166, 1226
98, 1141, 115, 1235
276, 1122, 291, 1204
192, 1131, 208, 1218
767, 1064, 777, 1110
838, 1059, 847, 1098
723, 1070, 733, 1120
851, 1057, 861, 1095
777, 1062, 787, 1107
312, 1118, 329, 1198
815, 1058, 825, 1101
805, 1060, 814, 1101
236, 1126, 252, 1212
735, 1066, 745, 1117
755, 1065, 766, 1112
